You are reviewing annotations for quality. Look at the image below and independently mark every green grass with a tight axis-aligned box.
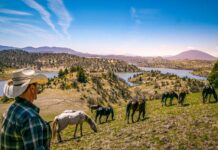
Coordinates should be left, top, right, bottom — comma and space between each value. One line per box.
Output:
48, 91, 218, 150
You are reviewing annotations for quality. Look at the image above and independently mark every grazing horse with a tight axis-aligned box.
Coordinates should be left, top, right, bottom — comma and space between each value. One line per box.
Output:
162, 91, 178, 106
202, 85, 218, 103
95, 106, 114, 124
126, 97, 146, 124
89, 104, 102, 113
178, 90, 189, 106
52, 110, 97, 143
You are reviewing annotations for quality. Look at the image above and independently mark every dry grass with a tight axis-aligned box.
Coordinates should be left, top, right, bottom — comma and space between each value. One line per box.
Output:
1, 90, 218, 150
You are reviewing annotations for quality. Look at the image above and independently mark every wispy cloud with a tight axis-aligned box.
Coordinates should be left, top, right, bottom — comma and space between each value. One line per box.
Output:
0, 8, 32, 16
130, 7, 159, 24
0, 16, 24, 23
48, 0, 73, 36
22, 0, 57, 33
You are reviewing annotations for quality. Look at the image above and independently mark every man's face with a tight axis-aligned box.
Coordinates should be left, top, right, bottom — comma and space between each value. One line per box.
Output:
30, 83, 38, 100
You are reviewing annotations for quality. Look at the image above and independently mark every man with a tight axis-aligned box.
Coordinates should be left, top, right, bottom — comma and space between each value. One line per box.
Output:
0, 69, 51, 150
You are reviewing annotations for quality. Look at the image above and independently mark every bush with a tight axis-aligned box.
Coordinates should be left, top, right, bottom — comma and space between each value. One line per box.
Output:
77, 67, 87, 83
208, 61, 218, 88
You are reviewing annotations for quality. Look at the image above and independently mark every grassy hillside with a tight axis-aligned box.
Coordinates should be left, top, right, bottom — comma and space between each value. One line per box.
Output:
48, 91, 218, 150
128, 71, 206, 100
0, 87, 217, 149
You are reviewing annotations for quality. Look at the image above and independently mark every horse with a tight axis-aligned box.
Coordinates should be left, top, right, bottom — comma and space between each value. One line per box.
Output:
178, 90, 189, 106
126, 97, 146, 124
95, 106, 114, 124
202, 85, 218, 103
52, 110, 97, 143
161, 91, 178, 106
89, 104, 102, 113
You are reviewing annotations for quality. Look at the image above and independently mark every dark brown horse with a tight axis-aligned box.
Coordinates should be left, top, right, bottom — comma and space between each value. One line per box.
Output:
178, 90, 189, 106
126, 96, 146, 124
161, 91, 178, 106
95, 106, 114, 124
202, 85, 218, 103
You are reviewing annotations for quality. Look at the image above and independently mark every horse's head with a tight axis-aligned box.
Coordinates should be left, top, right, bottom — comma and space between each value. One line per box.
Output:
86, 116, 97, 132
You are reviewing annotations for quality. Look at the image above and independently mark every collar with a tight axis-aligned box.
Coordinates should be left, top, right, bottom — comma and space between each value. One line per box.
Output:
15, 97, 40, 113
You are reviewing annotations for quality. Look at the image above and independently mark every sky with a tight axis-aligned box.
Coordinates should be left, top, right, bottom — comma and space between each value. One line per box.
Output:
0, 0, 218, 57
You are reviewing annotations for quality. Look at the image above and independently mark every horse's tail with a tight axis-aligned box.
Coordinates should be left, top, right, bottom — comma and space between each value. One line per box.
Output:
212, 87, 218, 101
111, 107, 114, 120
52, 117, 58, 140
126, 102, 131, 120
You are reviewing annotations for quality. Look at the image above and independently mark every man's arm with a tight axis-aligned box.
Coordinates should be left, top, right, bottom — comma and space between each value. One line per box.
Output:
21, 116, 46, 150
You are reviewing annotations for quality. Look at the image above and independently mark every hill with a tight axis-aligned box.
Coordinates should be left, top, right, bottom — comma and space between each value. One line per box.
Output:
0, 50, 140, 73
1, 89, 217, 149
166, 50, 217, 60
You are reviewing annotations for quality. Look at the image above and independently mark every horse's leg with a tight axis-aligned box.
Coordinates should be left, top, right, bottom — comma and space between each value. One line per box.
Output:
80, 123, 83, 137
99, 114, 102, 124
165, 98, 167, 106
205, 93, 209, 103
95, 112, 99, 123
127, 109, 130, 124
57, 131, 62, 143
106, 114, 109, 122
209, 94, 212, 103
74, 124, 78, 138
131, 109, 136, 123
142, 106, 145, 119
137, 110, 141, 122
170, 97, 173, 106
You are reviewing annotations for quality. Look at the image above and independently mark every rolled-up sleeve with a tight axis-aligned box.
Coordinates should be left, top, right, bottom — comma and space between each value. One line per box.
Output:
21, 117, 46, 150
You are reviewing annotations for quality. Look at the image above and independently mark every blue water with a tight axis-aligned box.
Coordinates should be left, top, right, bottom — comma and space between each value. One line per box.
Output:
140, 67, 207, 80
0, 72, 58, 96
115, 67, 207, 86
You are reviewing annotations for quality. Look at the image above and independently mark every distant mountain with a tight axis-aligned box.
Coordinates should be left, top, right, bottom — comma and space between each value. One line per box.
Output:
166, 50, 217, 60
0, 45, 94, 57
0, 45, 17, 50
22, 46, 93, 57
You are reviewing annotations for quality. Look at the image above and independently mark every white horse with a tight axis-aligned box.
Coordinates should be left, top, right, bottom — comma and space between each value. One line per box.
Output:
52, 110, 97, 142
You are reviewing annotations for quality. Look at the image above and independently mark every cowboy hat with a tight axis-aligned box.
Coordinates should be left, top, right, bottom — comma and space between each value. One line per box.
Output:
3, 68, 48, 98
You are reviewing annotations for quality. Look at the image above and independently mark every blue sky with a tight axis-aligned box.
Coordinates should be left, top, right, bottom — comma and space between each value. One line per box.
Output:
0, 0, 218, 56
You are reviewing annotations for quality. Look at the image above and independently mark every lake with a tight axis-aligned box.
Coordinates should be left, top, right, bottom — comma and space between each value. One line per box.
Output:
0, 72, 58, 97
140, 67, 207, 80
115, 67, 207, 86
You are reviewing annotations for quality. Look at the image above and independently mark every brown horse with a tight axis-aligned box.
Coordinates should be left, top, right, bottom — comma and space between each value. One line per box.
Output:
126, 96, 146, 124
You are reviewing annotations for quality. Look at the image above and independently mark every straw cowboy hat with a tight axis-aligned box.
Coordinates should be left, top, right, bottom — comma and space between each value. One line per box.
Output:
3, 68, 48, 98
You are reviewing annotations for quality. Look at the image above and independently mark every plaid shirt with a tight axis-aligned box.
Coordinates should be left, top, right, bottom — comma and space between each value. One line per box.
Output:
0, 97, 51, 150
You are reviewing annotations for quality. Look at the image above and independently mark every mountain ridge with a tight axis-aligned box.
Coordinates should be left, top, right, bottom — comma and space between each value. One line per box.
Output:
0, 45, 217, 60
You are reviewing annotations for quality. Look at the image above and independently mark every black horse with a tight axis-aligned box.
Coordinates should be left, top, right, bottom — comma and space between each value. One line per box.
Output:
202, 85, 218, 103
126, 97, 146, 124
178, 90, 189, 106
161, 91, 178, 106
95, 106, 114, 124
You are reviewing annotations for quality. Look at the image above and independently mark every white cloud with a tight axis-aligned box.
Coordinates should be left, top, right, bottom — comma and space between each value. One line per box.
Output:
215, 47, 218, 50
22, 0, 58, 33
0, 16, 24, 23
130, 7, 159, 24
0, 9, 32, 16
47, 0, 73, 36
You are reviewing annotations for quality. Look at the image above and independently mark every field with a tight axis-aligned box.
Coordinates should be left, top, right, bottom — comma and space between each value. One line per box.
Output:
2, 89, 217, 149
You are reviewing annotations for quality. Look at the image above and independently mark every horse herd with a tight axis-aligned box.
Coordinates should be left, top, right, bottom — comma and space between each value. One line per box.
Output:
52, 85, 218, 143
